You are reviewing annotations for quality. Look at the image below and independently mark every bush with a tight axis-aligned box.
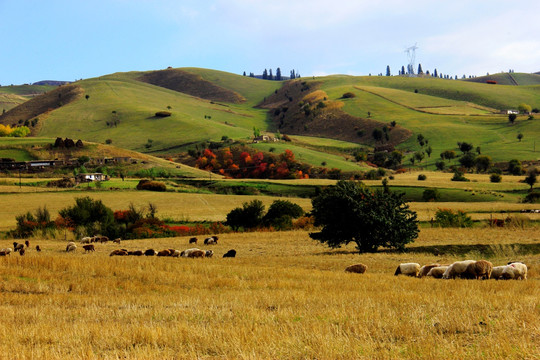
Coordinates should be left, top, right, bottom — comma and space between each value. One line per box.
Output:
435, 160, 446, 171
263, 200, 304, 230
490, 174, 502, 183
422, 188, 440, 202
508, 159, 523, 175
417, 174, 427, 181
225, 200, 265, 230
309, 180, 419, 253
59, 197, 118, 238
155, 111, 172, 117
342, 92, 356, 99
451, 170, 469, 182
523, 191, 540, 203
136, 179, 167, 192
434, 209, 473, 228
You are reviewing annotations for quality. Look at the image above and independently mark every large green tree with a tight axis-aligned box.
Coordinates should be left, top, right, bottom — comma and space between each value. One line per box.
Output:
309, 181, 419, 253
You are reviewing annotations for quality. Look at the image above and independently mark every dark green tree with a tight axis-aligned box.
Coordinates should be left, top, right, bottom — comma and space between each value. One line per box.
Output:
262, 69, 268, 80
309, 181, 419, 253
458, 152, 476, 170
268, 69, 273, 80
372, 128, 383, 142
386, 65, 391, 76
508, 113, 517, 124
263, 200, 304, 229
417, 63, 423, 74
459, 142, 474, 153
475, 155, 492, 173
276, 68, 282, 81
225, 200, 265, 230
524, 169, 537, 191
59, 197, 117, 238
517, 133, 523, 142
508, 159, 523, 175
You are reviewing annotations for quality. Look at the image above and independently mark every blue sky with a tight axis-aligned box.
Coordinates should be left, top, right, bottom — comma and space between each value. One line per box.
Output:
1, 0, 539, 85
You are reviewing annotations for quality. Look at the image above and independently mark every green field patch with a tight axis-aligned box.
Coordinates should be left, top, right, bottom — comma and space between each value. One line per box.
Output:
0, 148, 35, 161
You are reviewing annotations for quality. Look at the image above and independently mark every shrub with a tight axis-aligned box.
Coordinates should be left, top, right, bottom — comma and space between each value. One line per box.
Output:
136, 180, 167, 192
225, 200, 265, 230
155, 111, 172, 117
263, 200, 304, 230
434, 209, 473, 228
309, 180, 419, 253
523, 191, 540, 203
451, 170, 469, 182
422, 188, 440, 202
490, 174, 502, 183
342, 92, 356, 99
435, 160, 446, 171
105, 139, 113, 144
508, 159, 523, 175
59, 197, 118, 238
417, 174, 427, 181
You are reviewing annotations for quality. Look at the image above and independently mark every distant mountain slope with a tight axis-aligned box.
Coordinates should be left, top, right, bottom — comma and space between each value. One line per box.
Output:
137, 68, 246, 104
464, 72, 540, 86
0, 84, 83, 133
32, 80, 71, 86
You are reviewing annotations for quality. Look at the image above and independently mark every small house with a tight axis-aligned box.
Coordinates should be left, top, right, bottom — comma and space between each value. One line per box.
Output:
76, 173, 110, 183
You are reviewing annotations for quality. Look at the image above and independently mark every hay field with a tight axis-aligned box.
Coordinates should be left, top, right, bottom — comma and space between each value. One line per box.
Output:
0, 228, 538, 359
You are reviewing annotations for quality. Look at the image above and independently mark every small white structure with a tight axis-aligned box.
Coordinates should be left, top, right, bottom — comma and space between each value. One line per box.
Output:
76, 173, 109, 183
507, 110, 519, 115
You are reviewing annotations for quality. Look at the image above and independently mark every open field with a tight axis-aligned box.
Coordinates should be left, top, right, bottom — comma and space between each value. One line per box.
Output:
0, 228, 538, 359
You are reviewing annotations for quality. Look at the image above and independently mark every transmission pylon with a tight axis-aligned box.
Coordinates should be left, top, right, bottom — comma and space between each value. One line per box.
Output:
404, 43, 418, 77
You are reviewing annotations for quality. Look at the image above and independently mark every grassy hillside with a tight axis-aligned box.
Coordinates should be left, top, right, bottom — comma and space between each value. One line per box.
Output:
3, 68, 540, 170
465, 72, 540, 86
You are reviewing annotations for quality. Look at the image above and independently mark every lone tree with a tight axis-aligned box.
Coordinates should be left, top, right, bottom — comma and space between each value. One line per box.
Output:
509, 113, 517, 124
524, 169, 537, 191
309, 181, 419, 253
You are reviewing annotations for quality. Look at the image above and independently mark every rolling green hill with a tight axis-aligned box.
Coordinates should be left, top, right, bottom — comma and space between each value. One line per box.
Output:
1, 69, 540, 171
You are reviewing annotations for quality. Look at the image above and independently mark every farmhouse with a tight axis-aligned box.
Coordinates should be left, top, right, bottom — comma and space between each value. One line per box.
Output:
75, 173, 110, 183
506, 110, 519, 115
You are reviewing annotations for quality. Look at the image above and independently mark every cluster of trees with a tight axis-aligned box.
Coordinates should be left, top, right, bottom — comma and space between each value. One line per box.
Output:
195, 146, 318, 179
10, 197, 227, 239
0, 124, 30, 137
385, 64, 468, 80
409, 134, 432, 166
226, 199, 304, 231
243, 68, 300, 80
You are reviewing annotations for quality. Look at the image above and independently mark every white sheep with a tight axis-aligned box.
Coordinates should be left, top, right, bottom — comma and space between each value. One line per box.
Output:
501, 263, 528, 280
66, 242, 77, 252
81, 237, 92, 244
490, 266, 506, 280
394, 263, 421, 277
442, 260, 476, 279
426, 266, 449, 279
180, 248, 201, 257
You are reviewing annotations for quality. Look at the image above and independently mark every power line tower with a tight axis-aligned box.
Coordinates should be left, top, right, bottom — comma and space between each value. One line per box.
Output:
404, 43, 418, 77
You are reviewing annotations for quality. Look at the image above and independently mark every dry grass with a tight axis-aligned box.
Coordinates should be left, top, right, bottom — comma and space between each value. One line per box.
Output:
0, 228, 538, 359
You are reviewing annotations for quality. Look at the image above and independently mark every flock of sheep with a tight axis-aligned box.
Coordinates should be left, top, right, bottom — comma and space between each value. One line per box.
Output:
0, 241, 41, 256
64, 235, 237, 259
346, 260, 528, 280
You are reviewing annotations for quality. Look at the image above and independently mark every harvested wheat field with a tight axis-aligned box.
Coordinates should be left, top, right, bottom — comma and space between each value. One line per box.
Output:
0, 228, 538, 359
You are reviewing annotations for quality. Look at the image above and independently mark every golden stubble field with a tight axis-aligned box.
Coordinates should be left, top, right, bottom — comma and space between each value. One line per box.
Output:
0, 228, 538, 359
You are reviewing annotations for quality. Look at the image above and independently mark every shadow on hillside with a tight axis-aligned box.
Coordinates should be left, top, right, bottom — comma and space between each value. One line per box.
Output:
384, 243, 540, 257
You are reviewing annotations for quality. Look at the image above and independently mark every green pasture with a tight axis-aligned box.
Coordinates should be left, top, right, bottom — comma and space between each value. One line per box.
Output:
0, 148, 34, 161
0, 84, 53, 96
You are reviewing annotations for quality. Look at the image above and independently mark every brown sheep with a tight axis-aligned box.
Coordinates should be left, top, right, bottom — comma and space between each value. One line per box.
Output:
168, 249, 176, 256
418, 264, 440, 278
144, 249, 156, 256
82, 244, 95, 253
465, 260, 493, 280
223, 249, 236, 258
113, 238, 121, 244
19, 248, 25, 256
345, 264, 368, 274
189, 237, 198, 244
25, 240, 30, 248
157, 249, 172, 257
128, 250, 143, 256
36, 245, 41, 252
14, 243, 25, 252
187, 250, 206, 258
99, 236, 110, 243
109, 249, 128, 256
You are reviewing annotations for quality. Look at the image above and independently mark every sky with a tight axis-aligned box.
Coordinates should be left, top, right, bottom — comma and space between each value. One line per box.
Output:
1, 0, 539, 85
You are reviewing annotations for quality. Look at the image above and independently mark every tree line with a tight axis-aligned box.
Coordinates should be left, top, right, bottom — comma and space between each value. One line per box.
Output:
243, 68, 300, 80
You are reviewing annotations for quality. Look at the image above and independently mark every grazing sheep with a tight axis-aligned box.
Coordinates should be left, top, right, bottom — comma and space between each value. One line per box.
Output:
171, 250, 181, 257
442, 260, 476, 279
66, 244, 77, 252
205, 250, 214, 258
204, 236, 218, 245
187, 249, 206, 258
168, 249, 176, 256
426, 266, 449, 279
36, 245, 41, 252
81, 237, 92, 244
144, 249, 156, 256
14, 243, 25, 252
491, 266, 506, 280
113, 238, 121, 244
25, 240, 30, 248
223, 249, 237, 258
128, 250, 143, 256
19, 248, 25, 256
99, 236, 110, 243
502, 263, 528, 280
464, 260, 493, 280
345, 264, 368, 274
0, 248, 12, 256
157, 249, 172, 257
394, 263, 421, 277
189, 237, 198, 244
110, 249, 128, 256
82, 244, 95, 253
13, 242, 18, 249
180, 248, 201, 257
418, 264, 440, 278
